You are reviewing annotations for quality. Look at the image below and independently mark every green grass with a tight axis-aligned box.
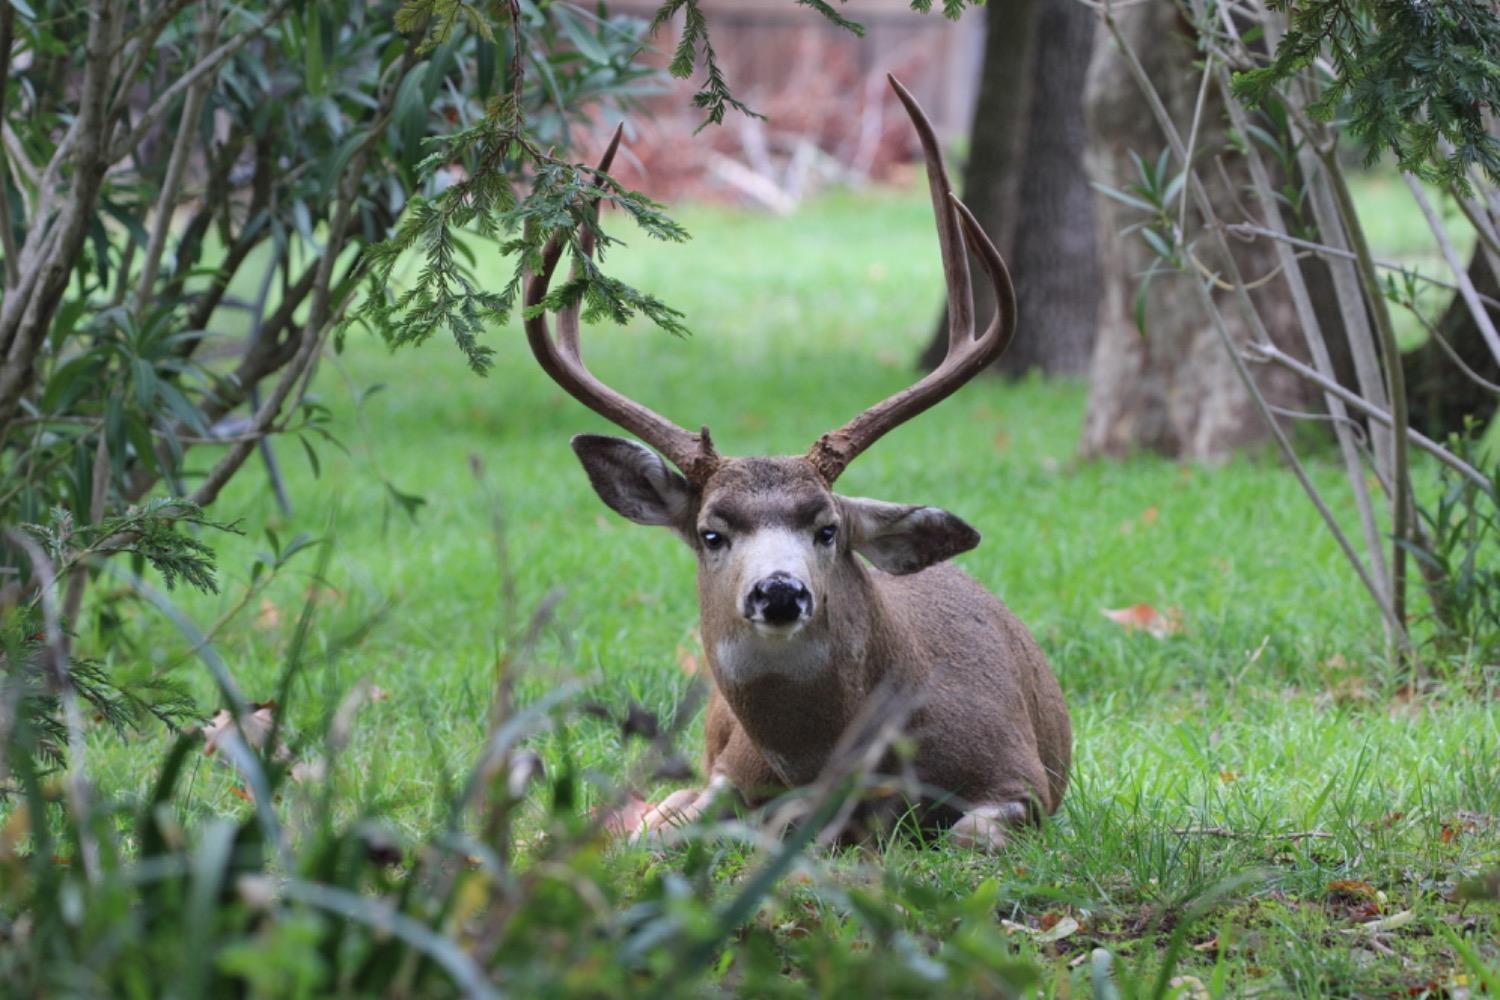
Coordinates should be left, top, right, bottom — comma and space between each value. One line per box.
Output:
77, 180, 1500, 995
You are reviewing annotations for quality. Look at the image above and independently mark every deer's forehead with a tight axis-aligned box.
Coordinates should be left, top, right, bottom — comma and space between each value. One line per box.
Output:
699, 458, 834, 530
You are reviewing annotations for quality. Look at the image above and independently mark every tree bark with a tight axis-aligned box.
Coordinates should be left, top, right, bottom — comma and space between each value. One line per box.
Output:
1403, 245, 1500, 439
919, 0, 1101, 377
1078, 2, 1313, 460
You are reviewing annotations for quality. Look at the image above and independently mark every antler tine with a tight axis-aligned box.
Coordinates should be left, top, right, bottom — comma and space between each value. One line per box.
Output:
524, 126, 720, 483
889, 74, 974, 355
804, 77, 1016, 485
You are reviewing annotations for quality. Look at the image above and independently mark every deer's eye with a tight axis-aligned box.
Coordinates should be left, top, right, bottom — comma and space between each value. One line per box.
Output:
700, 530, 727, 551
815, 524, 838, 547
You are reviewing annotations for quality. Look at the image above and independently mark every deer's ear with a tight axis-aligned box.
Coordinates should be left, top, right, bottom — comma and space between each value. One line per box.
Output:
838, 496, 980, 575
572, 435, 694, 530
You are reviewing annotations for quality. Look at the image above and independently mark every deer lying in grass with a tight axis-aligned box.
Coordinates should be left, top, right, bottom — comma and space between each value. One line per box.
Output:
524, 77, 1070, 850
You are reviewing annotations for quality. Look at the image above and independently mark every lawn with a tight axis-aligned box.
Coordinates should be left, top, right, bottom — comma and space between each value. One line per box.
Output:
77, 181, 1500, 995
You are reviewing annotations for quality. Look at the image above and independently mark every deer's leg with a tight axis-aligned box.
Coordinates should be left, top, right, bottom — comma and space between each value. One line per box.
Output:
630, 772, 731, 843
629, 691, 784, 843
950, 801, 1030, 851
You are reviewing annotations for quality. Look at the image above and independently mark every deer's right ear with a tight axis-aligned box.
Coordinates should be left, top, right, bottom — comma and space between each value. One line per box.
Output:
571, 435, 695, 530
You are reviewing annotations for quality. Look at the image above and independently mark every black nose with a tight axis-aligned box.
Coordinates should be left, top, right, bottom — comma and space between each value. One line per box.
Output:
746, 573, 812, 625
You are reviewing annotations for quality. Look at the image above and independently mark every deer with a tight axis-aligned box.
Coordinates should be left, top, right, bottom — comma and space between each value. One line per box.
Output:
522, 77, 1071, 851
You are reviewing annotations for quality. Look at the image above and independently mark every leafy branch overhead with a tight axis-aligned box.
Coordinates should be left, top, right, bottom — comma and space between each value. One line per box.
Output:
1233, 0, 1500, 189
359, 0, 982, 369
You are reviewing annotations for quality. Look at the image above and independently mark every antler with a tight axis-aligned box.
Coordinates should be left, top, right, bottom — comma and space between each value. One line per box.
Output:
804, 75, 1017, 484
523, 127, 721, 483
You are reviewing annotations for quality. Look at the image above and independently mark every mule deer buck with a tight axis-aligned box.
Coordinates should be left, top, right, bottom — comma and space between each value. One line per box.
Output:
524, 77, 1070, 850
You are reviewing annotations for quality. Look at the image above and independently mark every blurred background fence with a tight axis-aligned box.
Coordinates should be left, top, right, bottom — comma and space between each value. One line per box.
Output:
606, 0, 984, 207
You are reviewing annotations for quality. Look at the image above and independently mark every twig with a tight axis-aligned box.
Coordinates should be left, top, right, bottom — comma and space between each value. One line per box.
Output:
187, 41, 415, 507
1246, 341, 1493, 495
1099, 0, 1407, 641
1172, 826, 1334, 840
1414, 313, 1500, 396
134, 6, 220, 311
1404, 173, 1500, 369
1213, 57, 1392, 620
1178, 51, 1214, 241
0, 4, 18, 287
109, 1, 295, 162
1224, 223, 1500, 312
1323, 152, 1413, 642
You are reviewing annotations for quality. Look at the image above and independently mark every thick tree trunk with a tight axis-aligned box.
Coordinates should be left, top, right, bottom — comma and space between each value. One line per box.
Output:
1404, 246, 1500, 439
1078, 3, 1312, 460
919, 0, 1099, 377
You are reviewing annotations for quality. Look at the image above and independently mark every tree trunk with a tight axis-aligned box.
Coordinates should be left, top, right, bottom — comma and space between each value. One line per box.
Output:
1078, 3, 1313, 460
918, 0, 1099, 377
1404, 245, 1500, 439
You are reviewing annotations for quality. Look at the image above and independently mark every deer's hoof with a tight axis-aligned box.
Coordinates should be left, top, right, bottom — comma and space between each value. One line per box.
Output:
627, 787, 704, 845
950, 802, 1028, 852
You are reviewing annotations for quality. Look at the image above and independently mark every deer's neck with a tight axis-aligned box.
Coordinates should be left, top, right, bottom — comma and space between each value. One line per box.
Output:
704, 562, 909, 785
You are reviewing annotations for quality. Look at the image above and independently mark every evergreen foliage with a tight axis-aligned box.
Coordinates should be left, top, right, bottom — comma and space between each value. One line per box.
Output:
1234, 0, 1500, 189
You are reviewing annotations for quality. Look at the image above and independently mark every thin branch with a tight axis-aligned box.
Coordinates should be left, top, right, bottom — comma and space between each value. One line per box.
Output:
1172, 827, 1334, 840
1178, 51, 1214, 240
60, 432, 111, 633
1415, 312, 1500, 396
1212, 55, 1393, 619
1224, 222, 1500, 311
1100, 0, 1407, 641
188, 41, 414, 506
135, 6, 220, 311
0, 3, 19, 287
1324, 155, 1414, 642
0, 2, 122, 425
1247, 341, 1494, 496
1404, 173, 1500, 369
111, 0, 197, 99
109, 1, 295, 163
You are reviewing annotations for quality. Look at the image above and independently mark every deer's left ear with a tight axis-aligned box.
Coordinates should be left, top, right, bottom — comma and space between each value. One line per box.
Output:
837, 496, 980, 575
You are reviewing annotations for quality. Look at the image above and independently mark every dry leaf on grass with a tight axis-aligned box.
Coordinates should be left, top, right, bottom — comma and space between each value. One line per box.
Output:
253, 599, 281, 631
1100, 603, 1183, 638
1338, 909, 1414, 935
198, 703, 277, 757
1001, 915, 1079, 944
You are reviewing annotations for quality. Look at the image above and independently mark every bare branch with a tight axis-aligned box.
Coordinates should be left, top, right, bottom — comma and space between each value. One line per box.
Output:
0, 4, 19, 287
1213, 58, 1392, 613
1224, 222, 1500, 311
135, 6, 220, 311
0, 2, 122, 425
109, 1, 295, 163
1100, 0, 1408, 642
1404, 173, 1500, 369
1247, 341, 1493, 496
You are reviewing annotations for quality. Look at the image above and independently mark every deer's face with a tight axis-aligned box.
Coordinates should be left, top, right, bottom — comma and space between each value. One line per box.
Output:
572, 436, 982, 638
693, 458, 840, 637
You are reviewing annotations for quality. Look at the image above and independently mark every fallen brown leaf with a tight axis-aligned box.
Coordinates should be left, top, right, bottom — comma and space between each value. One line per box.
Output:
1101, 603, 1183, 638
254, 599, 281, 630
200, 704, 276, 757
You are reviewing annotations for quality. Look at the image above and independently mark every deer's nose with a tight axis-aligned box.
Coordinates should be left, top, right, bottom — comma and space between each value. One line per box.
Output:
745, 573, 812, 626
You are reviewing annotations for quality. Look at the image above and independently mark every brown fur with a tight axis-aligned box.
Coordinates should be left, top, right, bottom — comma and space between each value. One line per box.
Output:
698, 463, 1070, 821
577, 446, 1072, 844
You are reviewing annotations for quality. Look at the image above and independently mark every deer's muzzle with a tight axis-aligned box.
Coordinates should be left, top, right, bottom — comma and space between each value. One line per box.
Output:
745, 573, 813, 628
